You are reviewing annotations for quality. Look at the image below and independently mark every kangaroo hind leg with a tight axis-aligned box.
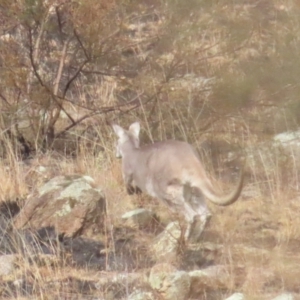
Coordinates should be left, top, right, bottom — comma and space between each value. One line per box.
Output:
183, 185, 212, 242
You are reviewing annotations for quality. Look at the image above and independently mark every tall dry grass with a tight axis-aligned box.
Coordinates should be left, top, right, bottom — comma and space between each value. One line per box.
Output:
1, 1, 300, 299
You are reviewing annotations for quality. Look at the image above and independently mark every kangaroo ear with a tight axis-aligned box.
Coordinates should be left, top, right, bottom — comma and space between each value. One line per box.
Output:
129, 122, 140, 138
112, 124, 125, 138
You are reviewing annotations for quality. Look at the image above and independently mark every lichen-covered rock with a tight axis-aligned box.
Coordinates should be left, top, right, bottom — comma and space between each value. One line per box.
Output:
13, 175, 106, 237
189, 265, 232, 295
151, 221, 182, 261
122, 208, 158, 230
149, 263, 190, 300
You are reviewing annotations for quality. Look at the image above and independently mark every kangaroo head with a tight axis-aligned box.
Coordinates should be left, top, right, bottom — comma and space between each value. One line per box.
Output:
112, 122, 140, 158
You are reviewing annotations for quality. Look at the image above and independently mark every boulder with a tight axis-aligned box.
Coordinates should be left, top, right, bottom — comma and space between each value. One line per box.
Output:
151, 221, 182, 261
13, 175, 106, 237
272, 293, 294, 300
273, 130, 300, 166
189, 265, 232, 294
273, 130, 300, 149
224, 293, 244, 300
149, 263, 190, 300
122, 208, 158, 230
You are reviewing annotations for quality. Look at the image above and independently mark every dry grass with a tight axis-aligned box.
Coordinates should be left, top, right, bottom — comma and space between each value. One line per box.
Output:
1, 122, 300, 299
1, 0, 300, 299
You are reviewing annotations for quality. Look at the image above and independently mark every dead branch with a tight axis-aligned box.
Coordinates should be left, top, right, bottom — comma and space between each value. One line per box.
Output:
47, 37, 75, 136
63, 59, 89, 98
0, 92, 10, 106
26, 6, 52, 94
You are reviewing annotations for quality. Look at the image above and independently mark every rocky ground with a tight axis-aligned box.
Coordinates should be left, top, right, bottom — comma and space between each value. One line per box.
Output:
1, 2, 300, 298
0, 130, 300, 300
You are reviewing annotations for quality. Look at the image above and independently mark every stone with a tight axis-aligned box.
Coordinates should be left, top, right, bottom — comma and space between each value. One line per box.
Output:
128, 290, 155, 300
149, 263, 190, 300
273, 130, 300, 166
271, 293, 294, 300
224, 293, 244, 300
189, 265, 232, 296
94, 272, 148, 299
151, 221, 182, 261
0, 254, 18, 276
13, 175, 106, 237
274, 130, 300, 148
182, 242, 223, 269
122, 208, 158, 230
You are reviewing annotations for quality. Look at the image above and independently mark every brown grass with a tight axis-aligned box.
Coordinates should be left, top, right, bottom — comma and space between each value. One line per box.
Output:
1, 121, 300, 299
1, 0, 300, 299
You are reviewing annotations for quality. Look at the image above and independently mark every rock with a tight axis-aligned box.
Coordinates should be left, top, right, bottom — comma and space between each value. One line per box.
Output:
273, 130, 300, 165
151, 221, 182, 261
94, 272, 148, 299
149, 263, 190, 300
189, 265, 232, 295
242, 130, 300, 180
96, 271, 148, 287
128, 290, 155, 300
182, 242, 223, 270
13, 175, 106, 237
122, 208, 158, 230
273, 130, 300, 148
224, 293, 244, 300
271, 293, 294, 300
0, 254, 18, 276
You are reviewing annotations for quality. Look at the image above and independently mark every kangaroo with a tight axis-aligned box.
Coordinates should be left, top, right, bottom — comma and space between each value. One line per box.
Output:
112, 122, 244, 241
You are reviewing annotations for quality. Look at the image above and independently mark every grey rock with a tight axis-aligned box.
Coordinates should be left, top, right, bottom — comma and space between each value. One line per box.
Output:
122, 208, 157, 229
273, 130, 300, 147
189, 265, 232, 296
271, 293, 294, 300
0, 254, 18, 276
182, 242, 223, 269
149, 263, 190, 300
128, 290, 155, 300
273, 131, 300, 166
13, 175, 106, 237
224, 293, 244, 300
94, 272, 148, 299
151, 221, 182, 261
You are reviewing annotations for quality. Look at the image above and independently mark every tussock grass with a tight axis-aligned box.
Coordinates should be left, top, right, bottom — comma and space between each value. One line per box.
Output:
2, 114, 299, 299
1, 0, 300, 299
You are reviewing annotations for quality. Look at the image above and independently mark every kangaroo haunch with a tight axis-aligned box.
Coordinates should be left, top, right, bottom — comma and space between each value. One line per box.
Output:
112, 122, 244, 241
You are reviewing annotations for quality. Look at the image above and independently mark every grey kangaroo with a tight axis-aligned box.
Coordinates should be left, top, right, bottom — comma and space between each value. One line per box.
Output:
112, 122, 244, 241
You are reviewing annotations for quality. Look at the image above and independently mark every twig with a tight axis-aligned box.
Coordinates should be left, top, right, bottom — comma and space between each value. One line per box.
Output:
53, 37, 72, 96
63, 59, 88, 98
0, 92, 10, 106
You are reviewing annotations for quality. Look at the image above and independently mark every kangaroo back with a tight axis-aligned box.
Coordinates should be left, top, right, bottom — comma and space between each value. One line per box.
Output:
112, 122, 244, 207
